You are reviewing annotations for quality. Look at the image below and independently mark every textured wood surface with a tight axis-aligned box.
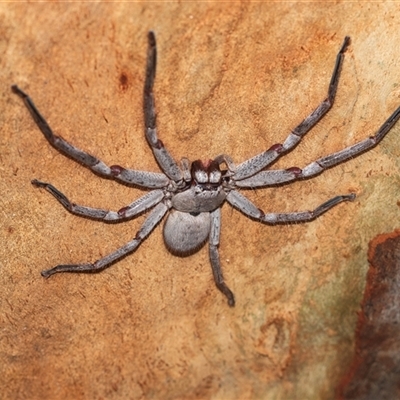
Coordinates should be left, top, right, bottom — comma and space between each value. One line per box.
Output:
337, 230, 400, 399
1, 3, 400, 400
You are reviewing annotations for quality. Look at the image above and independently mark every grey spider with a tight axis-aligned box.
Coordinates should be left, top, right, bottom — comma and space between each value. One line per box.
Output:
12, 32, 400, 307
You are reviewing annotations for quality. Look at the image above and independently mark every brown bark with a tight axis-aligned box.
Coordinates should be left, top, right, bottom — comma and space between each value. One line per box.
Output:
1, 3, 400, 399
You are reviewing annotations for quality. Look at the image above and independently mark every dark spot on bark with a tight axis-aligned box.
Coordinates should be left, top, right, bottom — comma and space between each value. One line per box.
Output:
119, 72, 129, 91
336, 229, 400, 399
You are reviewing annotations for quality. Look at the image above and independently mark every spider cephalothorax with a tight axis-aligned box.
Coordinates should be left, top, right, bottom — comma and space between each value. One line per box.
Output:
12, 32, 400, 306
165, 158, 228, 256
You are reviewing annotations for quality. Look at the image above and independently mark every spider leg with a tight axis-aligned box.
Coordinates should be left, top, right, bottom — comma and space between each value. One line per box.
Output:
41, 202, 169, 277
11, 85, 169, 189
144, 31, 183, 183
209, 208, 235, 307
235, 169, 302, 188
32, 179, 164, 221
226, 189, 355, 223
234, 37, 351, 181
302, 106, 400, 174
235, 105, 400, 188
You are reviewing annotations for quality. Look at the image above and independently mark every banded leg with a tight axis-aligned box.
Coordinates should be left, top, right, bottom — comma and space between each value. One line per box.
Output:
32, 179, 164, 221
209, 208, 235, 306
226, 190, 355, 224
41, 202, 169, 277
144, 31, 183, 182
234, 36, 351, 181
11, 85, 169, 189
234, 105, 400, 188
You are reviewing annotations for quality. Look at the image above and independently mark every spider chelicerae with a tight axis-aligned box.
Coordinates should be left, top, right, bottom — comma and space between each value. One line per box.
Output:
12, 32, 400, 306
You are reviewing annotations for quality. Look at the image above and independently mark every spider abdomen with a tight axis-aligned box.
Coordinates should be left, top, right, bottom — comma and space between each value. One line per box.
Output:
163, 210, 211, 255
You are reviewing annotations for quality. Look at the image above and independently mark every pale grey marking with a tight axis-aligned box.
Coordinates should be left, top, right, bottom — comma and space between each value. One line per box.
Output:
282, 132, 302, 149
301, 162, 324, 178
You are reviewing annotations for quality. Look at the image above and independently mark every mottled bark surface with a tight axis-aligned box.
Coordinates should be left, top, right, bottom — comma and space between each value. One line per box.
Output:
1, 3, 400, 400
337, 230, 400, 400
